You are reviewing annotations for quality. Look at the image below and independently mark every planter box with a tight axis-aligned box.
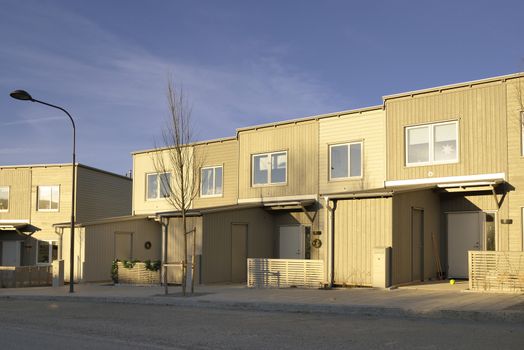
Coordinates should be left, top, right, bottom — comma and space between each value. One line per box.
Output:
116, 262, 160, 285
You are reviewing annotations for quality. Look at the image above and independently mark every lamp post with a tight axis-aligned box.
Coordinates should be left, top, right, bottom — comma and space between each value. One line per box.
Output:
10, 90, 76, 293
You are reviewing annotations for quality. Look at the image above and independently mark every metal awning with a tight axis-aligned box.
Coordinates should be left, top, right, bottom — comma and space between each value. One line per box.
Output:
0, 222, 31, 240
263, 199, 316, 211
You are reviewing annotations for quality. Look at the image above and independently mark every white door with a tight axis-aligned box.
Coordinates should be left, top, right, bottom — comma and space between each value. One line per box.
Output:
447, 212, 483, 278
2, 241, 21, 266
279, 225, 304, 259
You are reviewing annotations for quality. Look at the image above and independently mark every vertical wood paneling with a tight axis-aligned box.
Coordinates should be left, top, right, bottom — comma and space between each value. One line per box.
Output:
392, 190, 440, 285
238, 121, 318, 199
506, 77, 524, 252
386, 83, 507, 180
334, 197, 392, 286
202, 208, 274, 283
319, 109, 386, 194
0, 167, 31, 220
193, 139, 238, 208
76, 166, 132, 223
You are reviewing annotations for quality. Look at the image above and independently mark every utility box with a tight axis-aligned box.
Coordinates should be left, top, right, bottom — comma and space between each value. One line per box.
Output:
52, 259, 64, 287
372, 247, 391, 288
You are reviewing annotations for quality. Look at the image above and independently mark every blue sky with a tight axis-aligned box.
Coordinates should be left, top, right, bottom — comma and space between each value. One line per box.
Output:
1, 0, 523, 175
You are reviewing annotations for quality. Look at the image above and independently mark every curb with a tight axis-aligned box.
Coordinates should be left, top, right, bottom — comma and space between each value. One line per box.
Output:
1, 294, 523, 324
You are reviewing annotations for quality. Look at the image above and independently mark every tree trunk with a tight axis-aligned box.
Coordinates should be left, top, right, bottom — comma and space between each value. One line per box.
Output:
182, 210, 187, 296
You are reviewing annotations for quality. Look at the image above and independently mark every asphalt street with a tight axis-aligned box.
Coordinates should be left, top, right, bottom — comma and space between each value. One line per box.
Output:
0, 300, 522, 349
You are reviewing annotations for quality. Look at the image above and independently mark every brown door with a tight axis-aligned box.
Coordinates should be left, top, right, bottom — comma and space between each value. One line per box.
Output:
231, 224, 247, 283
114, 232, 133, 260
411, 208, 424, 281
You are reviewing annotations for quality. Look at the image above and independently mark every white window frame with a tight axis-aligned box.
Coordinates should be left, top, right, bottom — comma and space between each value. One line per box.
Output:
36, 240, 58, 265
251, 151, 288, 187
146, 172, 171, 201
200, 165, 224, 198
0, 186, 9, 212
405, 120, 459, 167
328, 141, 363, 181
37, 185, 60, 212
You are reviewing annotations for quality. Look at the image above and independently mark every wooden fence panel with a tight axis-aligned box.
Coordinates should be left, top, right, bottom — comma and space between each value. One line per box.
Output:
469, 251, 524, 293
247, 258, 324, 288
0, 266, 52, 288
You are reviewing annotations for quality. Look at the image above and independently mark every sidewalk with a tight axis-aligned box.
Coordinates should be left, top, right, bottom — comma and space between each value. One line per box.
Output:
1, 282, 523, 323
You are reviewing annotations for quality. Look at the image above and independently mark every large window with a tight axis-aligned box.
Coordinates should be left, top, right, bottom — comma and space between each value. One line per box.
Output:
201, 166, 223, 197
405, 121, 458, 166
252, 151, 287, 186
37, 186, 59, 211
146, 172, 171, 200
0, 186, 8, 212
329, 142, 362, 180
37, 240, 58, 265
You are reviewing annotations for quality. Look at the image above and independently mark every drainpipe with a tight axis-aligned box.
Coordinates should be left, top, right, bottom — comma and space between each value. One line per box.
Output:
160, 217, 169, 295
330, 199, 337, 287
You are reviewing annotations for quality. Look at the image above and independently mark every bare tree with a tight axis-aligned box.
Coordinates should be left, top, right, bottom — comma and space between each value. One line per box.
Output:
153, 79, 203, 295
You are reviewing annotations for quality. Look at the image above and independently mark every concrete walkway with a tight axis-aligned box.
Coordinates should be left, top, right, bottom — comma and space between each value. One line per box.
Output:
1, 282, 523, 323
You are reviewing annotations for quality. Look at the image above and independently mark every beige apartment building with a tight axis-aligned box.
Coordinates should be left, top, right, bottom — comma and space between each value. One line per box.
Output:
0, 163, 132, 282
69, 72, 523, 288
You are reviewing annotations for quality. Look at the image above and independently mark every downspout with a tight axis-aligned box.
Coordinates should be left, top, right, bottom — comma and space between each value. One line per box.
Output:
330, 199, 337, 287
160, 216, 169, 295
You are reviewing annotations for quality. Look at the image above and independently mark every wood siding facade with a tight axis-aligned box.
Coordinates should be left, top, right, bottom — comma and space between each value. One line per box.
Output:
319, 108, 386, 194
238, 120, 318, 199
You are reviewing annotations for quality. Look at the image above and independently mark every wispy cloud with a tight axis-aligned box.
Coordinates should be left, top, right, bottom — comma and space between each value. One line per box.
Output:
0, 2, 350, 172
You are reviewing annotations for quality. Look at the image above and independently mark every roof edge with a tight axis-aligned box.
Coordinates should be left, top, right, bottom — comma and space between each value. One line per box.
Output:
383, 72, 524, 101
131, 136, 237, 156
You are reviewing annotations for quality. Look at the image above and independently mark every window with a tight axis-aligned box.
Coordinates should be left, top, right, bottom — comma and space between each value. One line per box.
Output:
329, 142, 362, 180
0, 186, 8, 212
405, 121, 458, 166
146, 172, 171, 200
37, 240, 58, 265
252, 151, 287, 186
201, 166, 223, 197
37, 186, 59, 211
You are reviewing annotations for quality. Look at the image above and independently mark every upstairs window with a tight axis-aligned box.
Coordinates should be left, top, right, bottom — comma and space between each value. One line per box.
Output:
0, 186, 9, 212
37, 186, 59, 211
329, 142, 362, 180
201, 166, 223, 197
406, 121, 458, 166
147, 172, 171, 200
252, 151, 287, 186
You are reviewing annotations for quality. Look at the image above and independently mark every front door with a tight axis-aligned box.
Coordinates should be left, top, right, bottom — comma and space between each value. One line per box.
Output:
114, 232, 133, 260
447, 212, 483, 278
279, 225, 304, 259
2, 241, 21, 266
231, 224, 248, 283
411, 208, 424, 281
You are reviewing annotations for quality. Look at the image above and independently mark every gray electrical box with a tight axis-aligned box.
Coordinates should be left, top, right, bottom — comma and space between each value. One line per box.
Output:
372, 247, 391, 288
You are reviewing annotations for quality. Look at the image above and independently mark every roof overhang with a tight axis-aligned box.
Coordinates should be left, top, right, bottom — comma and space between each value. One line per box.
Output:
384, 173, 506, 189
263, 199, 316, 211
0, 222, 32, 239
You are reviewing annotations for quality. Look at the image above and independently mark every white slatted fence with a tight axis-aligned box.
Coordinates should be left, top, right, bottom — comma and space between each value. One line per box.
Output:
248, 258, 324, 288
469, 251, 524, 293
117, 262, 160, 285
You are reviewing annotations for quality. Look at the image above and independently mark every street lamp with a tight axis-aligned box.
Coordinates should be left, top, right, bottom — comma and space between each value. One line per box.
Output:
10, 90, 77, 293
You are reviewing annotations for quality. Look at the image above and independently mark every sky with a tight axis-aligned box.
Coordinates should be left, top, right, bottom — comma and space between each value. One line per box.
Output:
1, 0, 523, 176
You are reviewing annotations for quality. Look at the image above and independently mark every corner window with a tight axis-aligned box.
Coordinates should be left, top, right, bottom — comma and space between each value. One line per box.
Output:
0, 186, 9, 212
405, 121, 458, 166
146, 172, 171, 200
252, 151, 287, 186
37, 186, 59, 211
37, 240, 58, 265
329, 142, 362, 180
201, 166, 223, 197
